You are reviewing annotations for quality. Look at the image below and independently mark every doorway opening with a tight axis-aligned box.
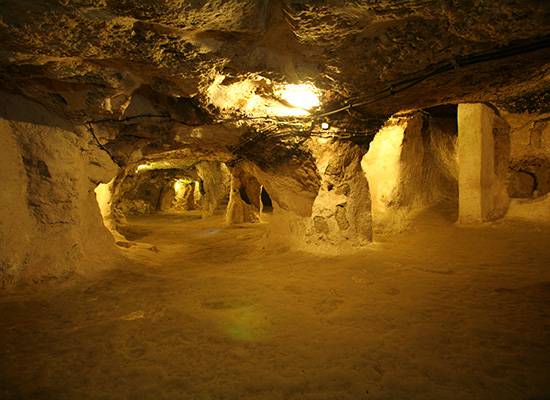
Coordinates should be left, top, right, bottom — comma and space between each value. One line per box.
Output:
260, 186, 273, 214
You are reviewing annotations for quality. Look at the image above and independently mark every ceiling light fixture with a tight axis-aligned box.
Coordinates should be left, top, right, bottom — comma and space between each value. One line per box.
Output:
276, 83, 320, 111
207, 74, 322, 118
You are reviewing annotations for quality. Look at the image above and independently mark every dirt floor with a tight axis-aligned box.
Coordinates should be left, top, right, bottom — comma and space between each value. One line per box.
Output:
1, 209, 549, 400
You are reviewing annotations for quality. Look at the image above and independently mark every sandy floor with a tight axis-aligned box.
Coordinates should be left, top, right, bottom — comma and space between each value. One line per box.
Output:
1, 209, 549, 400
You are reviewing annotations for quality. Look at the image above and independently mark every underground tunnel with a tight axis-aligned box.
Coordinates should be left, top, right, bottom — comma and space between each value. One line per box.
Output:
0, 1, 550, 399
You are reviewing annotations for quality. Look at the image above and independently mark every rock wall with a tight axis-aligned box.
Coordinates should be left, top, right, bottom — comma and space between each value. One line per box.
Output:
501, 110, 550, 223
233, 141, 372, 252
238, 158, 321, 219
111, 168, 199, 216
196, 161, 231, 218
225, 166, 261, 224
229, 157, 320, 249
503, 111, 550, 199
108, 162, 230, 222
306, 140, 372, 249
172, 183, 197, 211
113, 170, 174, 216
507, 194, 550, 222
0, 93, 118, 288
426, 116, 460, 203
158, 182, 176, 212
362, 113, 459, 232
363, 115, 426, 232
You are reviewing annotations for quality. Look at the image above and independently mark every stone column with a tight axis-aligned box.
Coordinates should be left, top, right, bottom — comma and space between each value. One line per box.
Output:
307, 140, 372, 247
195, 161, 231, 218
225, 166, 260, 224
361, 114, 424, 232
182, 185, 196, 210
158, 182, 176, 211
458, 103, 509, 223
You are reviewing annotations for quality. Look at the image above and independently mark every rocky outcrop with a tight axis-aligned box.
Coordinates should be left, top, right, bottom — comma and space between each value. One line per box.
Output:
499, 110, 550, 222
229, 141, 372, 252
504, 111, 550, 199
306, 140, 372, 248
0, 92, 118, 287
196, 161, 231, 218
363, 111, 459, 232
226, 166, 261, 224
238, 155, 321, 219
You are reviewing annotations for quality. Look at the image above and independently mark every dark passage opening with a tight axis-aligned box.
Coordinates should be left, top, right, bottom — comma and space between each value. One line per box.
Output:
261, 186, 273, 213
239, 186, 252, 205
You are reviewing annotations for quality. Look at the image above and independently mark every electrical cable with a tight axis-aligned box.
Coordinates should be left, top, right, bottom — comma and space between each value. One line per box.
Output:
311, 35, 550, 119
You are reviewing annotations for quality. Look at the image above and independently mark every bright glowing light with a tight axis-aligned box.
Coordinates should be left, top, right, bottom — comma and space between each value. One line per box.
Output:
321, 122, 330, 130
136, 164, 150, 173
206, 74, 321, 118
174, 178, 193, 193
135, 160, 196, 173
276, 83, 320, 110
317, 137, 330, 144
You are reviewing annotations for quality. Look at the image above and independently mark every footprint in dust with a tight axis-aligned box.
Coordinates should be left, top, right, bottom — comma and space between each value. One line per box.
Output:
416, 267, 455, 275
314, 298, 344, 314
197, 228, 222, 237
202, 298, 255, 310
284, 285, 303, 295
382, 287, 400, 296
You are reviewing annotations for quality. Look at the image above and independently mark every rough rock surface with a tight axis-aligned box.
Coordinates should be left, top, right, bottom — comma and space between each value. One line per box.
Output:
196, 161, 231, 218
363, 111, 458, 232
0, 2, 549, 285
504, 111, 550, 198
0, 92, 118, 287
112, 168, 197, 216
0, 1, 548, 121
226, 166, 261, 225
0, 1, 547, 170
307, 140, 372, 248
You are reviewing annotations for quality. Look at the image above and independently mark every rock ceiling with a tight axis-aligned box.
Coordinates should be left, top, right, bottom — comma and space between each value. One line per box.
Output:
0, 0, 549, 164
